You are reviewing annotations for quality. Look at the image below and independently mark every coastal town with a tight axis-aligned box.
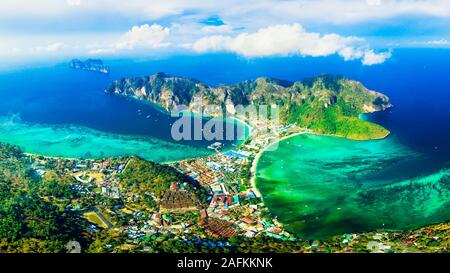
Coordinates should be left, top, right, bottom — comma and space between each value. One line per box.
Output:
25, 117, 299, 250
19, 118, 449, 253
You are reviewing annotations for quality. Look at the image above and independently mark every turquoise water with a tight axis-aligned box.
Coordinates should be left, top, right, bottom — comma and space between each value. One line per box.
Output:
0, 64, 247, 161
0, 115, 214, 161
256, 134, 450, 239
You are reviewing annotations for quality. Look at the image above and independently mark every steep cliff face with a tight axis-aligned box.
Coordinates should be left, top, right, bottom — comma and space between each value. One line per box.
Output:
105, 72, 392, 139
106, 73, 391, 114
105, 72, 204, 110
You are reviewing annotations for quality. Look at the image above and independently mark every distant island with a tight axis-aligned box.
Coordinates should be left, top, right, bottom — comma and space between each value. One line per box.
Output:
106, 72, 392, 140
71, 59, 110, 74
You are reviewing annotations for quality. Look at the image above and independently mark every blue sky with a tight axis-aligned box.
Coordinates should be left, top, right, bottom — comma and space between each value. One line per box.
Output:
1, 0, 450, 67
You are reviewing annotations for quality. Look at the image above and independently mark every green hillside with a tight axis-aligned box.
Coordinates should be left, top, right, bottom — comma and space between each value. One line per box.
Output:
106, 73, 392, 140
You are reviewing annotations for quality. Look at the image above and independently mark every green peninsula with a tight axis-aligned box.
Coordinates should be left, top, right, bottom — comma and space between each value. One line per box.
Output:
106, 73, 392, 140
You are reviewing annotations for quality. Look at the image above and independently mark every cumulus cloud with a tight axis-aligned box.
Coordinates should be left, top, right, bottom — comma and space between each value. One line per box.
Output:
361, 49, 392, 65
192, 24, 391, 65
89, 24, 171, 54
192, 36, 232, 52
117, 24, 171, 50
339, 47, 364, 61
2, 1, 422, 65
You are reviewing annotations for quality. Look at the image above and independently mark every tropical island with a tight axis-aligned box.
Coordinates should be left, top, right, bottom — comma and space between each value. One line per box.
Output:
106, 72, 392, 140
71, 59, 110, 74
1, 72, 448, 253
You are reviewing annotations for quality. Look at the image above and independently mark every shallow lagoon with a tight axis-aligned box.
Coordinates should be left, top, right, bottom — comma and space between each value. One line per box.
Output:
0, 64, 246, 161
256, 134, 450, 239
0, 115, 215, 161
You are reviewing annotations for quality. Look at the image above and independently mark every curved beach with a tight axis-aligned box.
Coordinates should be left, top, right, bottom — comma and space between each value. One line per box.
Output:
252, 130, 450, 239
249, 131, 308, 199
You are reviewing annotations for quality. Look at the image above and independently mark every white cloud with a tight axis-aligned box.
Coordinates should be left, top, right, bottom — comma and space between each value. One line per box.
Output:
201, 25, 233, 34
192, 24, 390, 65
3, 1, 431, 65
87, 48, 116, 55
0, 22, 393, 66
1, 0, 450, 26
33, 42, 67, 52
258, 0, 450, 24
89, 24, 171, 54
339, 47, 364, 61
426, 39, 450, 46
117, 24, 171, 50
362, 49, 392, 65
192, 35, 232, 52
0, 0, 185, 19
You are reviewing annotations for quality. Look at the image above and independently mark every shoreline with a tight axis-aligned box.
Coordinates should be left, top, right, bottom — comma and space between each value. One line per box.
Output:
16, 109, 397, 239
23, 152, 79, 161
18, 103, 390, 206
161, 116, 253, 165
249, 131, 308, 199
18, 114, 254, 165
247, 115, 391, 201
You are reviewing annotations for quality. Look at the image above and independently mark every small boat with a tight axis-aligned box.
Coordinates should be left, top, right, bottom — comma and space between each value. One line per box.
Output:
208, 142, 223, 150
